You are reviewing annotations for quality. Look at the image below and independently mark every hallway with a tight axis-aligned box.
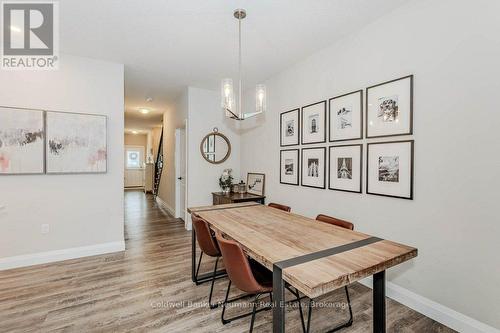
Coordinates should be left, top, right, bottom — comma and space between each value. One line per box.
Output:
0, 191, 454, 332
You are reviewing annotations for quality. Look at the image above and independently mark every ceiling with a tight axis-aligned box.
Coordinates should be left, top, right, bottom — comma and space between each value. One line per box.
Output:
60, 0, 410, 131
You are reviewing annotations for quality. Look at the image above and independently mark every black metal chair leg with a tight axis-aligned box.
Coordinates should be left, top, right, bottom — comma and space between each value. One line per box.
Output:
221, 280, 232, 324
306, 298, 312, 333
249, 294, 261, 333
194, 252, 203, 283
208, 257, 220, 309
295, 288, 306, 333
222, 283, 272, 327
345, 286, 353, 326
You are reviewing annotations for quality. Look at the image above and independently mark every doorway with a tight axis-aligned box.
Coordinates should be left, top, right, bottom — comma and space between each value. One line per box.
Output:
124, 145, 145, 188
174, 127, 187, 222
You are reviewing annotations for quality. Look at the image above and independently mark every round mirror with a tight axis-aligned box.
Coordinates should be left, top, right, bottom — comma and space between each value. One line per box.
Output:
200, 130, 231, 164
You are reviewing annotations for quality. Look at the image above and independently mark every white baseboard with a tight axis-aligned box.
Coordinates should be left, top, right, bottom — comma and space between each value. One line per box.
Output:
359, 277, 499, 333
155, 196, 175, 216
0, 241, 125, 271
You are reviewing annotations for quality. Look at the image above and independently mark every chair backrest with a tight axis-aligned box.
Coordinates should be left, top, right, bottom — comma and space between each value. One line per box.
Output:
316, 214, 354, 230
215, 234, 264, 294
191, 214, 220, 257
268, 202, 291, 212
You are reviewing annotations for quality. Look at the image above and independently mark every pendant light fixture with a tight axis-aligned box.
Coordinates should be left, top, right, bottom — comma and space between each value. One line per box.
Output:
222, 9, 266, 120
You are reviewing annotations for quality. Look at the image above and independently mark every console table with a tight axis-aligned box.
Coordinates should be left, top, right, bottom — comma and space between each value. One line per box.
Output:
212, 192, 265, 205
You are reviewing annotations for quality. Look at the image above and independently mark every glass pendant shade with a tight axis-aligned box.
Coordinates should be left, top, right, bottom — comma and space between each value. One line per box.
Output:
221, 78, 235, 118
221, 9, 267, 120
255, 84, 266, 115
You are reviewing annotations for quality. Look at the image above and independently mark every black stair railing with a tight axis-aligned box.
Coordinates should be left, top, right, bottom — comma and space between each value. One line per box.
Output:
153, 129, 163, 197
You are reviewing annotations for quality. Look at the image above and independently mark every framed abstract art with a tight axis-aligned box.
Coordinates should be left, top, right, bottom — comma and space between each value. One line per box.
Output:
46, 111, 107, 174
0, 107, 45, 175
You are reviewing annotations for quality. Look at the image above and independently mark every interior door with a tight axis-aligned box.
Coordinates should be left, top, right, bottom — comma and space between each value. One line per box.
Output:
175, 128, 186, 219
124, 146, 145, 187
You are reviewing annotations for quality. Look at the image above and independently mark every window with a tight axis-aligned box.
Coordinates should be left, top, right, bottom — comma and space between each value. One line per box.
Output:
126, 149, 142, 169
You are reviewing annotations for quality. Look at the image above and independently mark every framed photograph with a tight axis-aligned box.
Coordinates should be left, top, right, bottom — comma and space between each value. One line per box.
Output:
0, 106, 45, 175
329, 90, 363, 142
301, 147, 326, 189
280, 108, 300, 146
247, 172, 265, 196
366, 75, 413, 138
329, 144, 362, 193
280, 149, 299, 186
367, 140, 414, 199
46, 111, 107, 174
301, 101, 326, 145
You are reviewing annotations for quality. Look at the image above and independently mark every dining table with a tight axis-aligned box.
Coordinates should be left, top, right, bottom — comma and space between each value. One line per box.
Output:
187, 202, 417, 333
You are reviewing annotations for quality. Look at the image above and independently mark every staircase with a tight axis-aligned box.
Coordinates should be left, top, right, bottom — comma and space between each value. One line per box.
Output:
153, 129, 163, 197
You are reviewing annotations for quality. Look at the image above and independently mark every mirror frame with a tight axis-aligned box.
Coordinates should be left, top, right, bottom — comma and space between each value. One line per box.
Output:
200, 131, 231, 164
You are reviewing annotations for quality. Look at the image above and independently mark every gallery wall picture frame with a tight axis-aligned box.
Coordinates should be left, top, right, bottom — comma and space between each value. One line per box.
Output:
280, 108, 300, 147
366, 140, 414, 200
328, 144, 362, 194
301, 147, 326, 189
46, 111, 108, 174
247, 172, 265, 196
280, 149, 300, 186
0, 106, 45, 175
329, 90, 363, 142
301, 101, 327, 145
366, 75, 413, 138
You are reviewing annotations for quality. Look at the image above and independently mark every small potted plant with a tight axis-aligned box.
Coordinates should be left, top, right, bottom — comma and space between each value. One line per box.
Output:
219, 168, 233, 194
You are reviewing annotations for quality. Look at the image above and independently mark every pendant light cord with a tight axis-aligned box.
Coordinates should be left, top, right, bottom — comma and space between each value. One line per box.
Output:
238, 14, 242, 119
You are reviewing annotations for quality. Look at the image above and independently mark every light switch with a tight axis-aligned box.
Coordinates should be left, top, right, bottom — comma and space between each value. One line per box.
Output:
41, 224, 50, 234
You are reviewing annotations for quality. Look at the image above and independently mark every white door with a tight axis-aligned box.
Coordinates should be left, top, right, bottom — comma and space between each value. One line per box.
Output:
175, 128, 186, 219
125, 145, 145, 187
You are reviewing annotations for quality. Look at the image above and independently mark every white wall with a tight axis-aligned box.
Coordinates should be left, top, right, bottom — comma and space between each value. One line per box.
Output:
124, 133, 147, 147
186, 87, 241, 228
0, 54, 125, 269
240, 0, 500, 330
157, 88, 188, 214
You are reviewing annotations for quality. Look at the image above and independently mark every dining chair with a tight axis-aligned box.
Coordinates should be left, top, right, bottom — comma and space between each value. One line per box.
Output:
216, 233, 275, 333
297, 214, 355, 333
268, 202, 291, 212
191, 214, 225, 309
315, 214, 354, 230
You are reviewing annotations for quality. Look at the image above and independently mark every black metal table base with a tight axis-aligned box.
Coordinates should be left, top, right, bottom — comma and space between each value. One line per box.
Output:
272, 237, 386, 333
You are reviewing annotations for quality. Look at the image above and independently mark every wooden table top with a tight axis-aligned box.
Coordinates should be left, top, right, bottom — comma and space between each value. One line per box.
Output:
190, 203, 417, 299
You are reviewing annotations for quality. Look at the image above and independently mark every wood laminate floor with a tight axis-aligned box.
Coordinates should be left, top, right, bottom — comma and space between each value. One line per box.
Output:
0, 191, 455, 333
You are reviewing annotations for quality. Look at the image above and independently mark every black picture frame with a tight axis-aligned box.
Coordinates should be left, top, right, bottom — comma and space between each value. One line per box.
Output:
301, 147, 326, 189
366, 140, 414, 200
365, 75, 414, 139
280, 108, 300, 147
247, 172, 266, 196
328, 144, 363, 194
279, 149, 300, 186
301, 100, 327, 145
328, 90, 363, 142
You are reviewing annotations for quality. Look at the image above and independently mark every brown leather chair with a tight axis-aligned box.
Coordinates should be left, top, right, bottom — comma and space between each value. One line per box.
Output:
268, 202, 291, 212
191, 214, 224, 309
298, 214, 355, 333
316, 214, 354, 230
216, 233, 273, 333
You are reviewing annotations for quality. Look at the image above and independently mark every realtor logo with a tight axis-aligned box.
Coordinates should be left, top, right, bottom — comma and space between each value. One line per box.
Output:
1, 1, 59, 70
